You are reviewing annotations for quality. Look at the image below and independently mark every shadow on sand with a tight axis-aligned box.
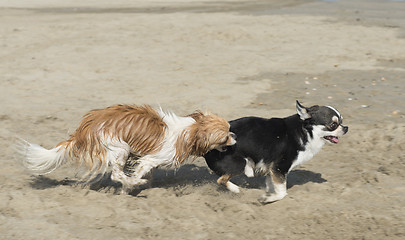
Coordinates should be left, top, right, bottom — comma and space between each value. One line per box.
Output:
29, 164, 327, 195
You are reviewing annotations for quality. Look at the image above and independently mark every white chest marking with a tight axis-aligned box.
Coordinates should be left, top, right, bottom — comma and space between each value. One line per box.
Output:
289, 127, 325, 172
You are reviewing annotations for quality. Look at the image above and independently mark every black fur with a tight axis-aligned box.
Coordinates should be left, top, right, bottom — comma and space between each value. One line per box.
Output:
203, 101, 348, 203
205, 114, 307, 178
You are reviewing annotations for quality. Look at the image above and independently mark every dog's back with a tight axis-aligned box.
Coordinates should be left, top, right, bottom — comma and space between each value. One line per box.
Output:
205, 115, 303, 177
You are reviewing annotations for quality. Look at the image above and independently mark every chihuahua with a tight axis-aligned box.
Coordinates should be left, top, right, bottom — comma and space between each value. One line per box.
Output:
204, 101, 348, 204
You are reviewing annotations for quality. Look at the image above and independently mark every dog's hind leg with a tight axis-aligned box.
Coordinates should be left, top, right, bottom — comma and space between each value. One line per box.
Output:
258, 168, 287, 204
111, 163, 132, 194
106, 143, 138, 194
124, 156, 159, 186
217, 174, 240, 193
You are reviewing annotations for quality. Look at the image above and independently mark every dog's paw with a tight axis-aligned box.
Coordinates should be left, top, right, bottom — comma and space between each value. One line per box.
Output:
257, 193, 286, 204
226, 181, 240, 193
120, 188, 131, 195
136, 179, 149, 185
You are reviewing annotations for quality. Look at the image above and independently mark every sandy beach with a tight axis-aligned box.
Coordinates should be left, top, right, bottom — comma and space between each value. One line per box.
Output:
1, 0, 404, 239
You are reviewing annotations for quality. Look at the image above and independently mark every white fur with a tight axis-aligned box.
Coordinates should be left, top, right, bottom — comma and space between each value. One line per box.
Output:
244, 158, 255, 177
16, 139, 67, 175
226, 181, 240, 193
256, 159, 268, 175
327, 106, 342, 119
289, 125, 326, 172
296, 102, 311, 120
259, 176, 287, 203
17, 108, 236, 194
109, 110, 197, 189
155, 109, 196, 167
103, 138, 132, 190
16, 110, 197, 192
229, 137, 237, 145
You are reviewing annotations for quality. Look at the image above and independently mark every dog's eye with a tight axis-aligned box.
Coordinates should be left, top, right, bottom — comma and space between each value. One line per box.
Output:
330, 122, 338, 130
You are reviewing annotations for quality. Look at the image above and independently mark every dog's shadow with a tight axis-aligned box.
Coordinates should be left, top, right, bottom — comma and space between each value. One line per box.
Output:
149, 166, 327, 190
230, 169, 327, 190
29, 164, 327, 195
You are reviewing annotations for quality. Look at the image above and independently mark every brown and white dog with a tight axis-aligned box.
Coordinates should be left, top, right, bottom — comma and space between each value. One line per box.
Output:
17, 104, 236, 193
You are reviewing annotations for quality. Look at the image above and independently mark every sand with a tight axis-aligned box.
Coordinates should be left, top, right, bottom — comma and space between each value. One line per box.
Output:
0, 0, 404, 239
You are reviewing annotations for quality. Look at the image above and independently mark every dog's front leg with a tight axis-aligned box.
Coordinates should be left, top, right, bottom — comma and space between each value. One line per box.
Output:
258, 169, 287, 204
217, 174, 240, 193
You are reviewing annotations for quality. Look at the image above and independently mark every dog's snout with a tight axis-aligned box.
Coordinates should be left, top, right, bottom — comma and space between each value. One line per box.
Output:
227, 132, 237, 146
230, 132, 237, 140
342, 126, 348, 134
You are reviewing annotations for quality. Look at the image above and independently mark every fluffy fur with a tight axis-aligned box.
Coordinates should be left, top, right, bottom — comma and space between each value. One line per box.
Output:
204, 101, 348, 204
17, 104, 236, 193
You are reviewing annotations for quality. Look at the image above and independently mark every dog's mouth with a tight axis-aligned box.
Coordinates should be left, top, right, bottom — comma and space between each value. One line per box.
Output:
324, 136, 339, 144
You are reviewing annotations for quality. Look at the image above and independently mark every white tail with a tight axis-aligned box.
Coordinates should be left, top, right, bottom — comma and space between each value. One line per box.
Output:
15, 139, 67, 175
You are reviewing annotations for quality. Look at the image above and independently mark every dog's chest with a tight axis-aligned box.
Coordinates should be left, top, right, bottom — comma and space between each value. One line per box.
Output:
289, 137, 324, 172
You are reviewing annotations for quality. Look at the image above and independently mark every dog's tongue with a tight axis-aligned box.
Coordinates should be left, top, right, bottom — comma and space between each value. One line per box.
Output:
325, 136, 339, 143
330, 136, 339, 143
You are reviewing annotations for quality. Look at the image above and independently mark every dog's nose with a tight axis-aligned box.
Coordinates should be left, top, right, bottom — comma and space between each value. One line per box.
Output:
230, 132, 237, 140
343, 126, 348, 134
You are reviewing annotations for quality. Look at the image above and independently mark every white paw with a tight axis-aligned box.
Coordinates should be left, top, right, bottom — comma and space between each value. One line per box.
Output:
258, 193, 287, 204
138, 179, 148, 185
120, 186, 132, 195
226, 181, 240, 193
128, 178, 148, 185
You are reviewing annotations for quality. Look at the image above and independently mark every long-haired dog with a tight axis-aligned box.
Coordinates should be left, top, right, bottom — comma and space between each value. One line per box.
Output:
17, 104, 236, 193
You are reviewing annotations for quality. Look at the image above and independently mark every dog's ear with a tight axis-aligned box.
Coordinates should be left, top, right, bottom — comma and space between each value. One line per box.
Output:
296, 100, 311, 120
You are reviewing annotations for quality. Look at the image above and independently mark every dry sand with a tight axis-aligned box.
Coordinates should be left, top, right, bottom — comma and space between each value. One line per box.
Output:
0, 0, 404, 239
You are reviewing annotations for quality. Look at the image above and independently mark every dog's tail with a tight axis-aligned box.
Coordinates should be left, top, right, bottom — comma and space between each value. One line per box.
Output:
15, 138, 69, 175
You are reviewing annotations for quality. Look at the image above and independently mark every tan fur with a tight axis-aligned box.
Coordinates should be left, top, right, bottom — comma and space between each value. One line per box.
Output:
217, 174, 231, 186
174, 111, 231, 165
56, 105, 167, 170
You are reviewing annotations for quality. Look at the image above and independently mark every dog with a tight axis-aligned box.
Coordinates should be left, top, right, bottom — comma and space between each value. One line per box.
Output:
17, 104, 236, 193
204, 101, 348, 204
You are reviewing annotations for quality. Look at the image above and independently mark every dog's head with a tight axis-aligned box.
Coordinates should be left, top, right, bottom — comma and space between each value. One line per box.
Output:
188, 111, 236, 153
171, 111, 236, 165
296, 100, 348, 144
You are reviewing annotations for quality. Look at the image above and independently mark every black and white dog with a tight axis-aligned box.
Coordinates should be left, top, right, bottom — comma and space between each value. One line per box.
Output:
204, 101, 348, 204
